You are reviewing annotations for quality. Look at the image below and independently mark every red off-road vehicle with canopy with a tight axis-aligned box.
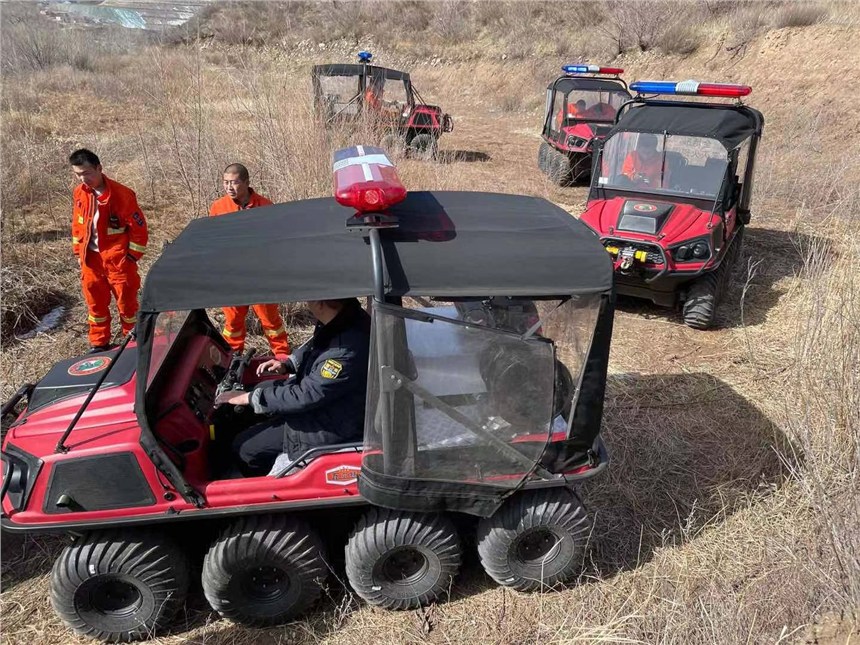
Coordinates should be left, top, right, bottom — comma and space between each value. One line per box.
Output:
313, 51, 453, 159
579, 80, 764, 328
539, 64, 631, 185
2, 148, 614, 642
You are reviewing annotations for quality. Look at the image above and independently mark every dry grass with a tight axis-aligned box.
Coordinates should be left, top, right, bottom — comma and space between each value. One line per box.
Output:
2, 1, 860, 643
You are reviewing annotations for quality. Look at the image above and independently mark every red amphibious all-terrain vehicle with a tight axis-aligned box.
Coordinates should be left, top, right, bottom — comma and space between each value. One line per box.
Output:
2, 147, 615, 642
313, 51, 453, 159
538, 64, 632, 185
579, 80, 764, 328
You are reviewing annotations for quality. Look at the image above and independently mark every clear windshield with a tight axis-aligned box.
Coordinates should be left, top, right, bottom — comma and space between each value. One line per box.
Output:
367, 70, 411, 118
146, 310, 191, 388
559, 89, 630, 124
362, 296, 600, 488
598, 132, 729, 198
318, 74, 362, 117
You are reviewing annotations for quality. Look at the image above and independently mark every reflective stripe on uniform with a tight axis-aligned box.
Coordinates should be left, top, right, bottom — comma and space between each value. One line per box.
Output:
222, 328, 242, 338
107, 227, 126, 235
128, 242, 146, 253
88, 314, 108, 323
77, 216, 84, 224
120, 315, 137, 324
72, 236, 82, 244
264, 326, 287, 337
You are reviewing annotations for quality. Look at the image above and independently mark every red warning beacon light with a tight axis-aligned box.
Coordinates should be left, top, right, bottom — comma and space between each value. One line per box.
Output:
333, 145, 407, 214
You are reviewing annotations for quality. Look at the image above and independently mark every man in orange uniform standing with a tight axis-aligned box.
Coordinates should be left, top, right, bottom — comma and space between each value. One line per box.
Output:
210, 163, 290, 359
70, 149, 148, 353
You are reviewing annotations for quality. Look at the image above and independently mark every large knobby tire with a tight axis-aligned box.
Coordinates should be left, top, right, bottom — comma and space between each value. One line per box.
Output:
538, 142, 551, 174
477, 488, 590, 592
408, 134, 438, 161
682, 226, 744, 329
202, 515, 327, 627
380, 132, 406, 159
345, 508, 462, 610
549, 150, 572, 186
50, 530, 189, 643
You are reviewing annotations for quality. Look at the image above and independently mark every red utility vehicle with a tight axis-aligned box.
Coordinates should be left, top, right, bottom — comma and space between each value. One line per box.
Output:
313, 51, 453, 159
579, 80, 764, 328
539, 64, 631, 185
2, 147, 615, 642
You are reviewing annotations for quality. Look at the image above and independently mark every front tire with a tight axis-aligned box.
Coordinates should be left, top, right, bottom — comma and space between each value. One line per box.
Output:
202, 515, 327, 627
682, 226, 744, 329
345, 508, 462, 610
477, 488, 590, 592
50, 530, 189, 643
549, 150, 572, 186
408, 133, 438, 161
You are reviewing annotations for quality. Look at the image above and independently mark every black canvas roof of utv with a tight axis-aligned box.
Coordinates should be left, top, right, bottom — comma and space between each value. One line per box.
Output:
610, 101, 764, 150
550, 77, 630, 94
140, 191, 612, 312
312, 64, 410, 81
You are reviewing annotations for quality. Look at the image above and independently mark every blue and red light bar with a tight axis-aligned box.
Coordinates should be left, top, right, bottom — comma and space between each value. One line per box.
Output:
562, 64, 624, 75
630, 80, 751, 98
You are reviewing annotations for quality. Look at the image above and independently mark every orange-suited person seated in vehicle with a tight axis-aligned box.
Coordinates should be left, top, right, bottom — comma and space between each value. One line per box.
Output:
620, 133, 667, 187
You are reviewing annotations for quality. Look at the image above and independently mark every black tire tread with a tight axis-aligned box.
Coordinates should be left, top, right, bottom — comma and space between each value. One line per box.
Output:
477, 488, 590, 592
201, 514, 327, 627
345, 508, 461, 610
682, 226, 744, 329
50, 530, 189, 643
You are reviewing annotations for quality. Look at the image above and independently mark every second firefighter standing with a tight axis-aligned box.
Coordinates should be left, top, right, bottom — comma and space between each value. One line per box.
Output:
70, 149, 148, 353
210, 163, 290, 358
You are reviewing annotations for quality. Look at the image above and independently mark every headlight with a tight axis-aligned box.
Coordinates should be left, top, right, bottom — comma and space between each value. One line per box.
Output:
671, 237, 711, 263
1, 445, 41, 513
566, 136, 587, 148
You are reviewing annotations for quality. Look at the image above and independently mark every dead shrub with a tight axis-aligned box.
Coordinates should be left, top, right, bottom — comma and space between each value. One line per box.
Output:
771, 2, 828, 28
656, 22, 702, 55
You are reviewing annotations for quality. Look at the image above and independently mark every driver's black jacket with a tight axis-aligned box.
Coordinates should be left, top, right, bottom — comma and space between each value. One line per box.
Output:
248, 300, 371, 454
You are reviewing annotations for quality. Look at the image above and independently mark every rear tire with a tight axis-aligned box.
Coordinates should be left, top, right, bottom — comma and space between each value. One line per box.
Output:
682, 226, 744, 329
477, 488, 590, 592
345, 508, 462, 610
51, 530, 189, 642
538, 142, 550, 174
202, 515, 327, 627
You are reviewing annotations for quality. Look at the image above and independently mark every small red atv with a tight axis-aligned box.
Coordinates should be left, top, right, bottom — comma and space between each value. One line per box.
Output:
313, 51, 453, 159
579, 80, 764, 329
2, 148, 615, 642
538, 64, 631, 185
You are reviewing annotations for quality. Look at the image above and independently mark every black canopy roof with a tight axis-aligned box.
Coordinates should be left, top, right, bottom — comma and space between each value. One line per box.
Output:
140, 191, 612, 313
549, 76, 630, 95
312, 64, 410, 82
609, 101, 764, 150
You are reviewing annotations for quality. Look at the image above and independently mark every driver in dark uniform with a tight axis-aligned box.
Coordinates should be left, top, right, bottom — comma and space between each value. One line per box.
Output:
214, 298, 371, 476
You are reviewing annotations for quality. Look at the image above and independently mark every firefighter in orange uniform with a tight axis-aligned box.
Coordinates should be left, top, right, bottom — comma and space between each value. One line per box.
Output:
621, 133, 666, 186
209, 163, 290, 359
70, 149, 147, 353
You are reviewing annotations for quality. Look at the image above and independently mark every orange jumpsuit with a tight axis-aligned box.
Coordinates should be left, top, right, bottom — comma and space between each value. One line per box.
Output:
621, 150, 665, 186
72, 176, 148, 347
209, 190, 290, 358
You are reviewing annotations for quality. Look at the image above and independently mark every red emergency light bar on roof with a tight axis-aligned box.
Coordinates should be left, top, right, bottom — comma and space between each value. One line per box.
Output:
333, 145, 407, 214
562, 64, 624, 75
630, 80, 752, 98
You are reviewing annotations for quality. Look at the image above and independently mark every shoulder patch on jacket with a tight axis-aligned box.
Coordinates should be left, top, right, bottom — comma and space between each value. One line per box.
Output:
320, 359, 343, 379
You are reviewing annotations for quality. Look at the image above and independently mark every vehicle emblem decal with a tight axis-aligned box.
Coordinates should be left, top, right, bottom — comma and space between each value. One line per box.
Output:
325, 465, 361, 486
68, 356, 112, 377
633, 203, 658, 212
320, 359, 343, 379
209, 346, 222, 365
